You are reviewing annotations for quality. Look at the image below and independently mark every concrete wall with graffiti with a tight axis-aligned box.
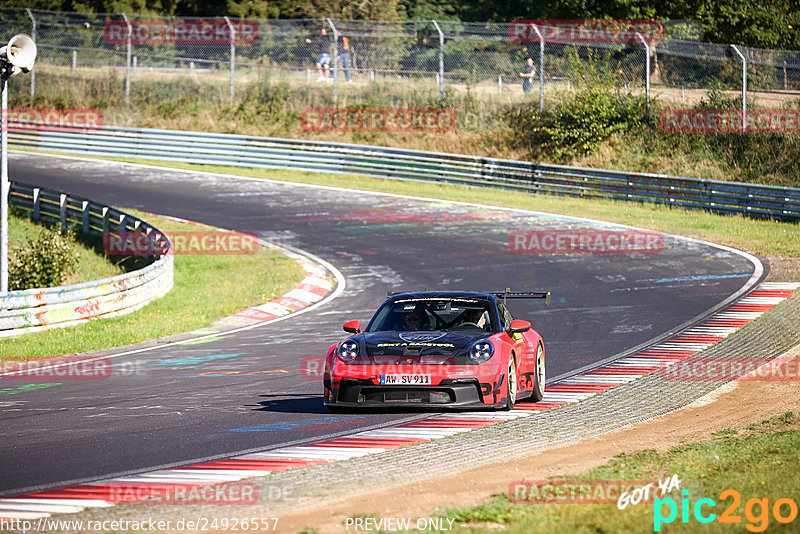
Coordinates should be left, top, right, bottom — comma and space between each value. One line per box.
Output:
0, 183, 173, 338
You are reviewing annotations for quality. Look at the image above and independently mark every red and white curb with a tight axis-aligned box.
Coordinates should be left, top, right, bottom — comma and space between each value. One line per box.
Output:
544, 282, 800, 406
222, 251, 334, 326
139, 213, 336, 332
1, 282, 797, 520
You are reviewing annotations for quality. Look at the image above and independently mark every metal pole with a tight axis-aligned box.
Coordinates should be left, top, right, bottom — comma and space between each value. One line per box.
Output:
784, 61, 788, 90
432, 20, 444, 102
636, 32, 650, 115
731, 45, 747, 132
530, 24, 544, 112
224, 17, 235, 105
122, 14, 132, 106
327, 18, 338, 103
1, 69, 8, 292
26, 9, 35, 99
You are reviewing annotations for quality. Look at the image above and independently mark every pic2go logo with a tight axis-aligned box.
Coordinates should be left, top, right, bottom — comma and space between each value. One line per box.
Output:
654, 489, 798, 532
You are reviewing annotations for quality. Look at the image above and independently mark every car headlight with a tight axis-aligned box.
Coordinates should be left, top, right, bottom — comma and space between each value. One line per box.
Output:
337, 340, 359, 362
468, 340, 494, 363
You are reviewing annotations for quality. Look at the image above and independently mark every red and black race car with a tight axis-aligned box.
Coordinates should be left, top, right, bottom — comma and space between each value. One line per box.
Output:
323, 290, 549, 410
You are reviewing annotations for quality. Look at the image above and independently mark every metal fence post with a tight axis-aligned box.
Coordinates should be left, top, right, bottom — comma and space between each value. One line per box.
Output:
1, 70, 8, 292
224, 17, 236, 105
529, 24, 544, 112
636, 32, 651, 115
432, 20, 444, 102
122, 13, 132, 106
102, 206, 109, 234
82, 200, 90, 234
59, 193, 67, 233
327, 18, 338, 103
731, 45, 747, 132
32, 187, 40, 222
26, 8, 36, 99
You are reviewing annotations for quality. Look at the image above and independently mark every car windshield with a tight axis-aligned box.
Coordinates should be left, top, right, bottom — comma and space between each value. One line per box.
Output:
366, 297, 497, 333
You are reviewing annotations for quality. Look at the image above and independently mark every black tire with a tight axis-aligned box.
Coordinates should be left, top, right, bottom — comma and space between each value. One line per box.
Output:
503, 353, 517, 411
531, 343, 545, 402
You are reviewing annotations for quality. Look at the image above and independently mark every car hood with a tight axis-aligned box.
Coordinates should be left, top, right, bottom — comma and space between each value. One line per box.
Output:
351, 331, 490, 364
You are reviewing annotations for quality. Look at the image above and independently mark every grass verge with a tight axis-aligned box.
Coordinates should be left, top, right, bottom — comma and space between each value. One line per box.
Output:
440, 412, 799, 533
9, 212, 123, 286
0, 209, 307, 361
13, 69, 800, 187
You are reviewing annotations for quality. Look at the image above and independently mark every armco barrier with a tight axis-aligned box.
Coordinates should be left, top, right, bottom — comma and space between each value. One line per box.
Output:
0, 182, 173, 338
8, 124, 800, 221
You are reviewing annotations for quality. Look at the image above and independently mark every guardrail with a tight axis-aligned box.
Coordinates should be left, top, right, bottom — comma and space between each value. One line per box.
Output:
0, 182, 173, 338
8, 124, 800, 221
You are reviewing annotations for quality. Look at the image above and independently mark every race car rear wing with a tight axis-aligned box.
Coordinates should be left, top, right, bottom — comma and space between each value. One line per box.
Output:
386, 289, 551, 306
491, 289, 551, 307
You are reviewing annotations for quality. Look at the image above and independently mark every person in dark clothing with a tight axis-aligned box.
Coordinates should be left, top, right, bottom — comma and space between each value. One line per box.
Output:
519, 57, 536, 93
305, 28, 331, 82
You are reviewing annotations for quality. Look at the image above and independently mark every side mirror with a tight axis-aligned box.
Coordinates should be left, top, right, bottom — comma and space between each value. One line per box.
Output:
343, 320, 361, 334
508, 319, 531, 335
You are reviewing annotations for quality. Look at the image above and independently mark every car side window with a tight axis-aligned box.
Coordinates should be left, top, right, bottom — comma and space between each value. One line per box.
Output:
497, 303, 512, 330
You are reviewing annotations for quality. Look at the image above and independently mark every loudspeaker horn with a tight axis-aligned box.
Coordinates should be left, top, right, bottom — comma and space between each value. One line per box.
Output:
1, 34, 37, 74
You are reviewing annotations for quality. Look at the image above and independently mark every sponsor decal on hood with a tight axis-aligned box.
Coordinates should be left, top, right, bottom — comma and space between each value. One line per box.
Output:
359, 331, 488, 362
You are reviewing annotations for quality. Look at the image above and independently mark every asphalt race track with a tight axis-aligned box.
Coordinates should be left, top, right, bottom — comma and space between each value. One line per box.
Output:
0, 152, 763, 495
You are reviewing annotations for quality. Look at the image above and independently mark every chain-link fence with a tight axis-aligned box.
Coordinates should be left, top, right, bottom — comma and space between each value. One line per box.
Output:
2, 8, 800, 126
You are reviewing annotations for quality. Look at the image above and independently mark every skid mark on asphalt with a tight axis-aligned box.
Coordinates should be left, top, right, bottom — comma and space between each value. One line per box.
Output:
0, 383, 62, 396
149, 353, 247, 367
175, 335, 234, 346
181, 370, 291, 378
226, 417, 368, 432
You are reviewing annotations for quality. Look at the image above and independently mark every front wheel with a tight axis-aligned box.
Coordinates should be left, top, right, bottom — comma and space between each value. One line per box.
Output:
531, 343, 545, 402
503, 353, 517, 411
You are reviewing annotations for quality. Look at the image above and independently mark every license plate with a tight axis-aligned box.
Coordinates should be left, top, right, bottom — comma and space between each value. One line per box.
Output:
380, 374, 432, 385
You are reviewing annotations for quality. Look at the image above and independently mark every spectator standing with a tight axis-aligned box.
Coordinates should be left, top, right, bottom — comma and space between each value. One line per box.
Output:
305, 28, 331, 82
337, 33, 352, 82
519, 57, 536, 94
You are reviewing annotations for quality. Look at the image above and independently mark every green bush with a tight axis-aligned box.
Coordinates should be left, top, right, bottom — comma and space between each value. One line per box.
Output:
505, 87, 647, 162
9, 228, 80, 291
